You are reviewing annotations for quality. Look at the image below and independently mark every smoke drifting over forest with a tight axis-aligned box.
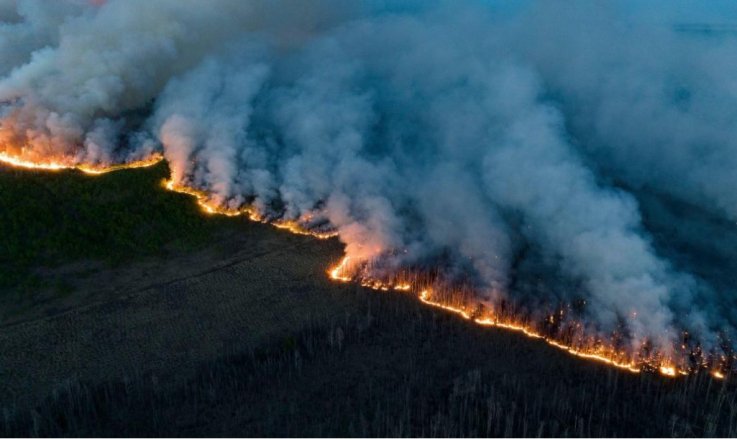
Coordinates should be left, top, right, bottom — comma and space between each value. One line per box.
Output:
1, 0, 737, 355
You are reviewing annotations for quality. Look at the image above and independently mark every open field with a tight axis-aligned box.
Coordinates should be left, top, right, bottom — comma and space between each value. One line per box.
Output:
0, 163, 735, 437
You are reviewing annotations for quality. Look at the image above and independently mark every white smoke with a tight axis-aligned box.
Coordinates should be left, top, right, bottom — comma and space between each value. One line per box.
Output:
1, 0, 735, 352
507, 2, 737, 222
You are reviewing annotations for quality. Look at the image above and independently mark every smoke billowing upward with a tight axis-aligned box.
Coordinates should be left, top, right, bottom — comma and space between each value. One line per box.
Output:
1, 0, 736, 356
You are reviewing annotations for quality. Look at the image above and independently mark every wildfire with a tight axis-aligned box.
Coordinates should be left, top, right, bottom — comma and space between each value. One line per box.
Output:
0, 151, 163, 175
164, 180, 252, 217
329, 256, 353, 282
419, 289, 472, 320
163, 179, 342, 241
0, 152, 75, 171
327, 256, 729, 379
0, 151, 731, 381
419, 289, 643, 374
1, 148, 337, 236
77, 157, 165, 174
272, 220, 338, 240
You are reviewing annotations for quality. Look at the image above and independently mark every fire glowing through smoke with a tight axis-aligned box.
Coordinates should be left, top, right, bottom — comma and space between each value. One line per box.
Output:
328, 255, 732, 380
162, 178, 339, 238
0, 152, 729, 381
1, 0, 736, 382
324, 253, 730, 379
329, 255, 668, 377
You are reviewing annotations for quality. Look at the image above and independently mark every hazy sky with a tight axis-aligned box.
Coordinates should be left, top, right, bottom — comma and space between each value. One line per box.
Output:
624, 0, 737, 24
488, 0, 737, 24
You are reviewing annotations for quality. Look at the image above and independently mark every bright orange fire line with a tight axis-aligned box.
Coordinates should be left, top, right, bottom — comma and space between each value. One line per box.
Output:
0, 151, 335, 240
165, 180, 251, 217
272, 220, 338, 240
0, 152, 163, 175
0, 152, 72, 171
0, 150, 343, 240
164, 179, 340, 238
327, 254, 679, 377
416, 289, 644, 374
0, 153, 726, 380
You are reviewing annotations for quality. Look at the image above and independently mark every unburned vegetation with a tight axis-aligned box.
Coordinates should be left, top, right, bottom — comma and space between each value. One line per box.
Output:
0, 162, 229, 294
0, 162, 258, 323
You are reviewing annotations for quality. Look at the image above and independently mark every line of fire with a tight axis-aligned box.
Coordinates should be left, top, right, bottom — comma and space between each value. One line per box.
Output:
0, 151, 732, 382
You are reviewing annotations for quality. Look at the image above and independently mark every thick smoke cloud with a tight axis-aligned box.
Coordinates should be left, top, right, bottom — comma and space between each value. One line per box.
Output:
507, 2, 737, 222
0, 0, 734, 352
0, 0, 85, 77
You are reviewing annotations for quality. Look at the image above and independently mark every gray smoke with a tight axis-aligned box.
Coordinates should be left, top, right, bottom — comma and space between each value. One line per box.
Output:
1, 0, 735, 352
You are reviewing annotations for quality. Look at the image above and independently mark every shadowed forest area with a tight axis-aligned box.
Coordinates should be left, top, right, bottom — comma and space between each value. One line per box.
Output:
0, 162, 232, 294
3, 289, 737, 437
0, 163, 735, 437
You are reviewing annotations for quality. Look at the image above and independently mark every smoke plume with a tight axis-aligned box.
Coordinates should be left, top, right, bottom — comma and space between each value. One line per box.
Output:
1, 0, 736, 356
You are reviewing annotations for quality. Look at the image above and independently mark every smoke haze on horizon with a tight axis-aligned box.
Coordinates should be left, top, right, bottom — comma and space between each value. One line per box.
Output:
1, 0, 736, 354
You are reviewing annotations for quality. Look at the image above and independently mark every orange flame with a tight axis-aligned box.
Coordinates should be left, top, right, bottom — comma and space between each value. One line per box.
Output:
0, 152, 163, 175
325, 256, 721, 379
419, 289, 643, 374
164, 179, 340, 240
164, 180, 252, 217
0, 151, 729, 381
272, 220, 338, 240
329, 256, 353, 282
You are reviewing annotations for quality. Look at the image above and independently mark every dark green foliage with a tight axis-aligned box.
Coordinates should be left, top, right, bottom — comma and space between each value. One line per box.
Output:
0, 163, 232, 292
3, 289, 735, 437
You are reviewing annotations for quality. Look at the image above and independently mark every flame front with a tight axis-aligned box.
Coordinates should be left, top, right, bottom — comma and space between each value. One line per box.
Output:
0, 150, 730, 381
420, 288, 643, 374
326, 255, 729, 379
0, 151, 164, 175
